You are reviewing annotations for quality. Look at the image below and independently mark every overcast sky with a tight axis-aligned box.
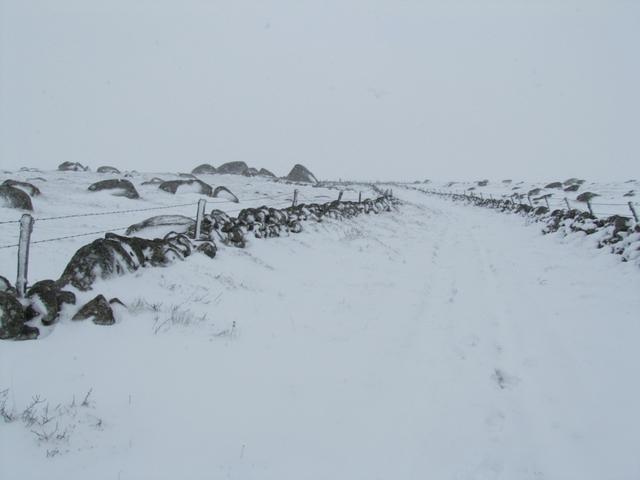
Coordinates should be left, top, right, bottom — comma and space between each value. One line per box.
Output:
1, 1, 638, 181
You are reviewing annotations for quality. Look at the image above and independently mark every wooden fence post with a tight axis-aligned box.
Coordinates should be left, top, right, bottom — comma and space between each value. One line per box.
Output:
358, 192, 362, 203
16, 214, 34, 298
564, 197, 571, 210
194, 199, 206, 240
628, 202, 638, 222
337, 191, 343, 202
292, 189, 298, 207
586, 201, 594, 216
544, 196, 550, 209
527, 195, 533, 207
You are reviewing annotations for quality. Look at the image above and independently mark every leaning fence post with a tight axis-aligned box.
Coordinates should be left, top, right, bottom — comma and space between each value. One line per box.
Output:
544, 196, 550, 209
586, 200, 594, 216
358, 192, 362, 203
16, 213, 34, 298
292, 189, 298, 207
337, 191, 343, 202
194, 198, 206, 240
628, 202, 639, 222
564, 197, 571, 210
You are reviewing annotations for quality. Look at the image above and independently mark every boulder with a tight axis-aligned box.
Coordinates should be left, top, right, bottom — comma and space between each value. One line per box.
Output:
72, 295, 115, 325
623, 190, 635, 197
576, 192, 599, 202
563, 178, 585, 186
286, 164, 318, 183
527, 188, 541, 196
213, 186, 239, 203
2, 180, 41, 196
476, 180, 489, 187
0, 291, 27, 339
141, 177, 165, 185
178, 173, 197, 179
242, 168, 259, 177
97, 166, 120, 174
159, 179, 212, 196
25, 280, 76, 326
0, 276, 16, 295
58, 161, 89, 172
0, 185, 33, 210
564, 184, 580, 192
191, 164, 217, 175
59, 232, 196, 291
258, 168, 276, 178
545, 182, 563, 189
126, 215, 195, 237
502, 179, 512, 184
88, 179, 140, 199
217, 161, 249, 175
26, 177, 47, 182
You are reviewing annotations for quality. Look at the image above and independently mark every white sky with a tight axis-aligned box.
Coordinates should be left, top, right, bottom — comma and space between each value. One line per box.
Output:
1, 0, 639, 181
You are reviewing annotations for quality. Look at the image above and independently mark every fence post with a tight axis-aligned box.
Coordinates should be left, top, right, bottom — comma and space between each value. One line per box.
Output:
628, 202, 639, 222
337, 191, 343, 202
16, 214, 34, 298
544, 196, 550, 209
358, 192, 362, 203
586, 200, 594, 216
564, 197, 571, 210
194, 199, 206, 240
527, 195, 533, 207
292, 189, 298, 207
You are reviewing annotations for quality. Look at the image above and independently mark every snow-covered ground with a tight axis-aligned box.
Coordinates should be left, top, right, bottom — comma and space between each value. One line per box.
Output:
2, 174, 640, 479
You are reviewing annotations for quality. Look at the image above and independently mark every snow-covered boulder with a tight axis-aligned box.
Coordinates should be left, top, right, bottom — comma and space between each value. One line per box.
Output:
0, 291, 37, 340
191, 164, 217, 175
576, 192, 599, 202
141, 177, 165, 185
97, 166, 121, 174
0, 185, 33, 210
286, 164, 318, 183
213, 186, 239, 203
125, 215, 195, 238
258, 168, 276, 178
58, 161, 89, 172
72, 295, 115, 325
159, 179, 212, 196
2, 179, 41, 197
217, 161, 249, 175
88, 179, 140, 199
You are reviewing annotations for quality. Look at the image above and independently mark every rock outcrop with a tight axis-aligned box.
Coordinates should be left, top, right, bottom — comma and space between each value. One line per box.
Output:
286, 164, 318, 183
159, 179, 213, 196
88, 179, 140, 199
58, 162, 89, 172
97, 166, 121, 174
0, 185, 33, 210
217, 161, 249, 175
2, 180, 41, 197
191, 164, 217, 175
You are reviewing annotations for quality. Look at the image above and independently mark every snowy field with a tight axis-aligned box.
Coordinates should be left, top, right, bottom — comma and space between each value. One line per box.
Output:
2, 173, 640, 479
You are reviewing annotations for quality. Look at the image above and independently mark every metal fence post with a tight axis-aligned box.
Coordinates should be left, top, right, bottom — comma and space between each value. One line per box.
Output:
358, 192, 362, 203
194, 199, 206, 240
628, 202, 639, 222
337, 191, 343, 202
564, 197, 571, 210
16, 214, 34, 298
586, 200, 594, 216
292, 189, 298, 207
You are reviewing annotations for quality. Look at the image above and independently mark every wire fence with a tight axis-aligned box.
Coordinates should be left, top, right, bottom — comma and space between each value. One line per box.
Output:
0, 190, 301, 250
421, 188, 639, 222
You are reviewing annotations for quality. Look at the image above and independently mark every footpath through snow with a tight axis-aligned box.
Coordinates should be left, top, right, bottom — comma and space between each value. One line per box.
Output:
2, 189, 639, 479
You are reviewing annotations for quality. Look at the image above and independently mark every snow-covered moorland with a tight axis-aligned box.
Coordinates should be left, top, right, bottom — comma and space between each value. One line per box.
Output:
1, 171, 640, 479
